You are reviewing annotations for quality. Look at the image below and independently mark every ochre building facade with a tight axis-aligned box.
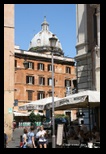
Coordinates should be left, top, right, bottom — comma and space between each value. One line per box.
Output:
4, 4, 15, 141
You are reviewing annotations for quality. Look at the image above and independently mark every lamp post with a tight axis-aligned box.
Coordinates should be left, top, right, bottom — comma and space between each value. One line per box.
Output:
49, 34, 57, 148
23, 60, 28, 69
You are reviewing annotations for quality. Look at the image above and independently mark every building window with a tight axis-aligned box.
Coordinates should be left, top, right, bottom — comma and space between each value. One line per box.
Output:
27, 90, 33, 100
37, 39, 41, 45
38, 63, 44, 70
14, 99, 18, 106
15, 60, 17, 67
49, 92, 52, 97
48, 90, 52, 97
48, 78, 52, 86
66, 67, 71, 74
72, 80, 77, 93
39, 77, 45, 85
37, 91, 45, 99
28, 62, 34, 69
26, 76, 34, 84
48, 64, 52, 71
48, 78, 55, 86
65, 79, 71, 87
48, 64, 55, 72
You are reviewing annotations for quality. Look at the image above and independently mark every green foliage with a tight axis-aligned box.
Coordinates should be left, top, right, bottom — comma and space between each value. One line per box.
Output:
30, 47, 39, 51
29, 111, 42, 123
64, 115, 69, 119
29, 111, 37, 123
55, 114, 70, 124
55, 114, 65, 118
35, 114, 42, 122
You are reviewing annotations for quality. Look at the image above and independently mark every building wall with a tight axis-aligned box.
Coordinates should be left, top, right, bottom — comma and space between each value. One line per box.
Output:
14, 48, 76, 116
4, 4, 14, 141
75, 4, 100, 92
14, 53, 76, 106
75, 4, 100, 129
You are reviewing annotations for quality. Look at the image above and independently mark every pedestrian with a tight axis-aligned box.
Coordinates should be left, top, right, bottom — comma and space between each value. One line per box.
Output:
80, 120, 88, 135
26, 126, 37, 148
36, 125, 47, 148
4, 132, 8, 148
22, 128, 28, 148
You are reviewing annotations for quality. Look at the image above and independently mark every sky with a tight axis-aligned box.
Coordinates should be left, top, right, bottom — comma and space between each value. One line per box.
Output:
15, 4, 76, 58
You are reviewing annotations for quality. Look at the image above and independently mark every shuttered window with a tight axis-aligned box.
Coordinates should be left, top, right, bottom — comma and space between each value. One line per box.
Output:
48, 64, 55, 72
48, 78, 55, 86
27, 90, 33, 100
38, 63, 44, 70
28, 62, 34, 69
39, 77, 45, 85
66, 67, 71, 74
26, 76, 34, 84
37, 91, 45, 100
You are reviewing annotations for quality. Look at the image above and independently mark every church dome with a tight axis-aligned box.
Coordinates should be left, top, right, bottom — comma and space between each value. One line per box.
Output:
28, 17, 64, 56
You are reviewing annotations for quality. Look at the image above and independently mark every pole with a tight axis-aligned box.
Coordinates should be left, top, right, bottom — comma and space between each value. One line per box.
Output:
52, 51, 55, 148
88, 97, 92, 140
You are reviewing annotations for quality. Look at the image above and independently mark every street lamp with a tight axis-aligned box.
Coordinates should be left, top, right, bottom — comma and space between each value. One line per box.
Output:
49, 34, 57, 148
23, 60, 28, 69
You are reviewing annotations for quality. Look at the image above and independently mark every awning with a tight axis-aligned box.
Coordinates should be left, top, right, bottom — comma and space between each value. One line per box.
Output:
13, 112, 29, 116
52, 90, 100, 110
13, 111, 43, 116
19, 97, 61, 111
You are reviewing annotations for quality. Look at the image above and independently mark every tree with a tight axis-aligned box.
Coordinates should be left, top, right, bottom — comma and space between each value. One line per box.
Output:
35, 114, 42, 122
29, 111, 36, 124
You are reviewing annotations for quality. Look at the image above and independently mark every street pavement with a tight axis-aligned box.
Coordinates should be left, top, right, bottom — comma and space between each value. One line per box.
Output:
7, 128, 23, 148
7, 127, 61, 148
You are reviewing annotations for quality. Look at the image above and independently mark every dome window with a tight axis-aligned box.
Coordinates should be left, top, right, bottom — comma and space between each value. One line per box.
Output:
37, 39, 41, 43
37, 39, 41, 46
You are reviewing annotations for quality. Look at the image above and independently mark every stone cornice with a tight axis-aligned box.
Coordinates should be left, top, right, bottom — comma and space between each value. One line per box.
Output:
75, 52, 91, 60
4, 25, 14, 28
75, 42, 88, 48
90, 4, 100, 8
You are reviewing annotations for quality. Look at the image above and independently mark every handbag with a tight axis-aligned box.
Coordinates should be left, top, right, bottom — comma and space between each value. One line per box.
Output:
20, 142, 24, 148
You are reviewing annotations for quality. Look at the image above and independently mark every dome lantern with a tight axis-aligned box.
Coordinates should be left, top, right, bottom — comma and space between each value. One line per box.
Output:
41, 16, 49, 31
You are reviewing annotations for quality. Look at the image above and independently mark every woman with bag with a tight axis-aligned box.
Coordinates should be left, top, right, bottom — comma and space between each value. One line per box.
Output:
26, 126, 37, 148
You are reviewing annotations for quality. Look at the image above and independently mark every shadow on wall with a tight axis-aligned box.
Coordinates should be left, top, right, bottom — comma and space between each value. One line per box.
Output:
4, 114, 13, 141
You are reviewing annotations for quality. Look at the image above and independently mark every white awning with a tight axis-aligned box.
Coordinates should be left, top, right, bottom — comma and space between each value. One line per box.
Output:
19, 97, 61, 111
13, 112, 29, 116
52, 90, 100, 110
13, 111, 43, 116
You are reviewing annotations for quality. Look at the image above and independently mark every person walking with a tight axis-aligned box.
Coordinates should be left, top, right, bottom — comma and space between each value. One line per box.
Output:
26, 126, 37, 148
36, 125, 47, 148
22, 128, 28, 148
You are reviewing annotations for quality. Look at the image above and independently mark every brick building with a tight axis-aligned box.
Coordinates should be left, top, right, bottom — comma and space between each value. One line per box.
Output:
14, 18, 77, 118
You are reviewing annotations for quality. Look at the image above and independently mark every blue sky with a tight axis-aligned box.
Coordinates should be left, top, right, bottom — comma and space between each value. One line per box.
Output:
15, 4, 76, 58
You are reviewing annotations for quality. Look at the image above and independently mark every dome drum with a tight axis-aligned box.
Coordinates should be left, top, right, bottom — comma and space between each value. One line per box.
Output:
29, 45, 64, 56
